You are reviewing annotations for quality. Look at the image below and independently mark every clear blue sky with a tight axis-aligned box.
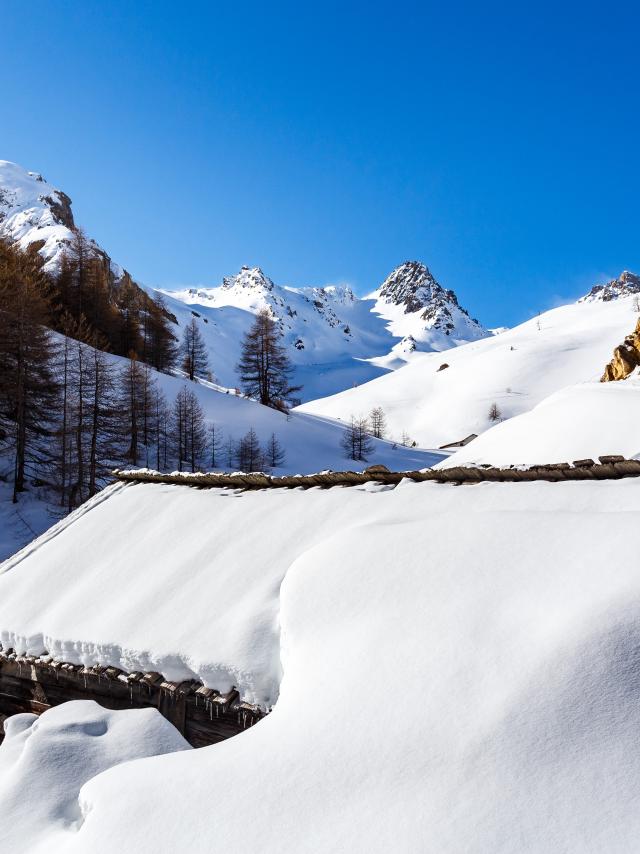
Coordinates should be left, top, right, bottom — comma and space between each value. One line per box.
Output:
4, 1, 639, 326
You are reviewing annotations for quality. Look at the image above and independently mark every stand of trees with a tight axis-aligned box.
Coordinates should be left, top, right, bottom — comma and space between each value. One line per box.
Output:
0, 241, 60, 502
0, 237, 305, 518
340, 416, 375, 462
54, 230, 178, 368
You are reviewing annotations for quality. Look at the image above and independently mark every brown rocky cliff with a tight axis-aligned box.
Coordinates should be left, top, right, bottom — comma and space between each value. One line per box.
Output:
601, 317, 640, 381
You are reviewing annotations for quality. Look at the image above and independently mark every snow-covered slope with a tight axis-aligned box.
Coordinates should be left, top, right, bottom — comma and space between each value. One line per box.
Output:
367, 259, 487, 358
298, 295, 640, 448
0, 333, 443, 562
438, 379, 640, 468
160, 261, 489, 400
3, 477, 640, 852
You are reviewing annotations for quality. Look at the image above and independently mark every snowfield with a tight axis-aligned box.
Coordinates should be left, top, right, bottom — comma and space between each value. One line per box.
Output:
438, 378, 640, 468
2, 477, 640, 851
298, 296, 640, 448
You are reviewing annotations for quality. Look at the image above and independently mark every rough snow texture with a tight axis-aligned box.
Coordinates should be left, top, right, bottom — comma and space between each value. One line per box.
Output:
158, 261, 489, 400
578, 269, 640, 303
0, 701, 190, 854
299, 295, 640, 447
3, 479, 640, 851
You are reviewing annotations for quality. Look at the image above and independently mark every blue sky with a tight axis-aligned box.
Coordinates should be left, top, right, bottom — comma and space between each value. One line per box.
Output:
4, 1, 639, 326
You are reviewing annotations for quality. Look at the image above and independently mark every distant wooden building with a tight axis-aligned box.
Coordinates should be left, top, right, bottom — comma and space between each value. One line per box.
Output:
438, 433, 477, 450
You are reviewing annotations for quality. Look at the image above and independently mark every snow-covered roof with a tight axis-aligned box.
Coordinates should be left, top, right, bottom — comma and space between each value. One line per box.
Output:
3, 476, 640, 851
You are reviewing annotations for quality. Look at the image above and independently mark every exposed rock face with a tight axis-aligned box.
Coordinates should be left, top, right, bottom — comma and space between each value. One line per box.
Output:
378, 261, 445, 314
222, 265, 276, 292
601, 317, 640, 381
39, 190, 74, 229
375, 261, 485, 338
580, 270, 640, 303
0, 161, 77, 272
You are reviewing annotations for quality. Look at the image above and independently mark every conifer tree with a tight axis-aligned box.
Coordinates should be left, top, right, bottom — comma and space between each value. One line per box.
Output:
145, 293, 178, 373
237, 308, 301, 409
86, 336, 119, 498
369, 406, 387, 439
0, 239, 60, 502
488, 402, 502, 422
340, 416, 374, 462
235, 427, 264, 471
225, 435, 236, 469
151, 384, 170, 471
180, 317, 209, 381
171, 386, 207, 472
209, 423, 224, 468
266, 432, 285, 468
118, 356, 147, 466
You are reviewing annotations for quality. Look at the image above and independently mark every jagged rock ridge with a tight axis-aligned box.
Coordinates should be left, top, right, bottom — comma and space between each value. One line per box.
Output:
374, 261, 484, 337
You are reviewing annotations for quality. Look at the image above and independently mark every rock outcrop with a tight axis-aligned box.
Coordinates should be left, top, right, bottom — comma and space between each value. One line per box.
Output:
601, 317, 640, 381
580, 270, 640, 303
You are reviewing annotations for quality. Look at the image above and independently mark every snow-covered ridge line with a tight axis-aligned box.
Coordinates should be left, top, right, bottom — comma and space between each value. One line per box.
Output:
113, 456, 640, 490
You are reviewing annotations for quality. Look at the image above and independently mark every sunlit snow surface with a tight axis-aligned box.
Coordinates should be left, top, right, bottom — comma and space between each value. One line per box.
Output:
0, 701, 190, 853
438, 378, 640, 468
2, 478, 640, 851
299, 295, 640, 446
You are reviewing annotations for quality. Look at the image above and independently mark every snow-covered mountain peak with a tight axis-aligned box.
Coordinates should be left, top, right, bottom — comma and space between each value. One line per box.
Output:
222, 265, 275, 293
375, 261, 444, 313
317, 284, 356, 305
0, 160, 75, 270
579, 270, 640, 303
368, 261, 488, 348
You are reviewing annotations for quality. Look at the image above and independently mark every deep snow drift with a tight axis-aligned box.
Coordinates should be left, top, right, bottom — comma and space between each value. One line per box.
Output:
2, 478, 640, 851
438, 378, 640, 468
298, 295, 640, 447
0, 701, 190, 854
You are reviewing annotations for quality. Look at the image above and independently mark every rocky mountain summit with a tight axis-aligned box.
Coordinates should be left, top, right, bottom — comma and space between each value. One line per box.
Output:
579, 270, 640, 303
0, 160, 132, 285
367, 261, 488, 352
0, 160, 76, 272
0, 159, 490, 399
